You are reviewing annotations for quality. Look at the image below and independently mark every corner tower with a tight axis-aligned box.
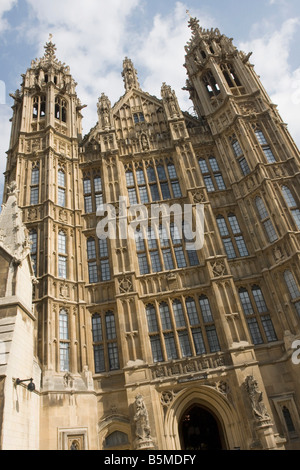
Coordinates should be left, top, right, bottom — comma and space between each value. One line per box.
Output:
183, 15, 300, 450
4, 36, 98, 449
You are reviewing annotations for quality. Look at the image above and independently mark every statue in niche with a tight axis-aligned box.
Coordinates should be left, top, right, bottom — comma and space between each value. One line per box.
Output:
70, 440, 79, 450
134, 395, 152, 442
141, 134, 149, 151
244, 375, 271, 423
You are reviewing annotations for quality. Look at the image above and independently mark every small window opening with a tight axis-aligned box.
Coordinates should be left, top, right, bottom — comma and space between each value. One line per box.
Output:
282, 406, 296, 433
201, 50, 206, 59
203, 71, 221, 98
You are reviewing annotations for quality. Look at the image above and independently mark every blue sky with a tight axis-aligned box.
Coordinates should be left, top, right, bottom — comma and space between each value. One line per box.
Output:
0, 0, 300, 199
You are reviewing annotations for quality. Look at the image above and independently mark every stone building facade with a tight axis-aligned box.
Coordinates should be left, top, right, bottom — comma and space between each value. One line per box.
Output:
1, 16, 300, 450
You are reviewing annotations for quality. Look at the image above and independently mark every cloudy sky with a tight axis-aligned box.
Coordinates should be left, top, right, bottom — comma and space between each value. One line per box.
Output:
0, 0, 300, 199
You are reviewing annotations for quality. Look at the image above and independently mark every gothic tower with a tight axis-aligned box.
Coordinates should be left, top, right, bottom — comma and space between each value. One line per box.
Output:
1, 18, 300, 450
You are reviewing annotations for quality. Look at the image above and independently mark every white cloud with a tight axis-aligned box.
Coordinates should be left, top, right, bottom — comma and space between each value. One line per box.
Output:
133, 2, 215, 114
19, 1, 214, 132
0, 0, 17, 33
239, 18, 300, 147
22, 0, 141, 133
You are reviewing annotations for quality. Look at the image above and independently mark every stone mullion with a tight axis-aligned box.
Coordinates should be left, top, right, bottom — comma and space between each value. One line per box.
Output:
180, 294, 197, 357
210, 281, 235, 349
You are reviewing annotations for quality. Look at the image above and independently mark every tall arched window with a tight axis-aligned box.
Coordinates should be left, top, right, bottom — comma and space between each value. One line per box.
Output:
32, 95, 46, 119
58, 169, 66, 207
216, 214, 249, 259
221, 63, 242, 89
30, 163, 40, 205
203, 71, 221, 98
255, 197, 278, 243
254, 128, 276, 163
282, 186, 300, 230
58, 231, 67, 278
59, 309, 70, 371
283, 270, 300, 319
92, 311, 120, 373
198, 156, 226, 192
55, 97, 67, 122
230, 136, 250, 176
238, 285, 277, 344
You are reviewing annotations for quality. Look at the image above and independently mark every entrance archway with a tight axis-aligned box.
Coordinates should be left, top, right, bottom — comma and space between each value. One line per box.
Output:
179, 405, 223, 450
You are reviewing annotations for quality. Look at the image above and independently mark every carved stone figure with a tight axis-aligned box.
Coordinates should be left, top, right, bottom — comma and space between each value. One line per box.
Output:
133, 394, 154, 449
244, 376, 271, 423
134, 395, 151, 440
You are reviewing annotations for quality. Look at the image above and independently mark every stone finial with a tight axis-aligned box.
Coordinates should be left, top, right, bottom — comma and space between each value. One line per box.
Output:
122, 57, 140, 92
97, 93, 112, 129
161, 83, 181, 118
44, 33, 57, 60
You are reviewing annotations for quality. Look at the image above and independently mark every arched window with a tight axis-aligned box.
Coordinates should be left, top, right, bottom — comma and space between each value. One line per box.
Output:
58, 169, 66, 207
203, 71, 220, 98
282, 186, 300, 230
216, 214, 249, 259
221, 63, 242, 91
55, 97, 67, 122
58, 231, 67, 279
92, 311, 119, 373
198, 156, 226, 192
87, 237, 98, 283
32, 95, 46, 119
146, 295, 220, 364
231, 137, 250, 176
284, 271, 300, 300
30, 163, 40, 205
104, 431, 129, 448
59, 309, 70, 371
255, 197, 278, 243
254, 128, 276, 163
238, 286, 277, 344
282, 406, 296, 433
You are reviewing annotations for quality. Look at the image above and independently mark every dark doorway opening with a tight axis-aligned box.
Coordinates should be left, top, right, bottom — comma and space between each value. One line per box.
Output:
180, 405, 223, 450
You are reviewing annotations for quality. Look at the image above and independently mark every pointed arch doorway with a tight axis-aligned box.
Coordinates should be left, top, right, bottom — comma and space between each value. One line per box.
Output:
179, 405, 224, 450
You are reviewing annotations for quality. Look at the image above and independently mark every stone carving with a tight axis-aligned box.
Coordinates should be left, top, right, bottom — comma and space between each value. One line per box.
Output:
191, 190, 206, 204
63, 372, 74, 389
118, 276, 133, 294
273, 247, 284, 262
244, 376, 271, 423
160, 391, 174, 408
134, 395, 154, 449
97, 93, 112, 129
211, 261, 227, 277
215, 381, 230, 396
161, 83, 180, 118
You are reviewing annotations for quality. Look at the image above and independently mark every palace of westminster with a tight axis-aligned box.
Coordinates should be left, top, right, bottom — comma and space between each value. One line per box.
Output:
0, 15, 300, 451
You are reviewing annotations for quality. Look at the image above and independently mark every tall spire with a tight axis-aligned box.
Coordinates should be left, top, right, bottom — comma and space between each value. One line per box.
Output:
122, 57, 141, 92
